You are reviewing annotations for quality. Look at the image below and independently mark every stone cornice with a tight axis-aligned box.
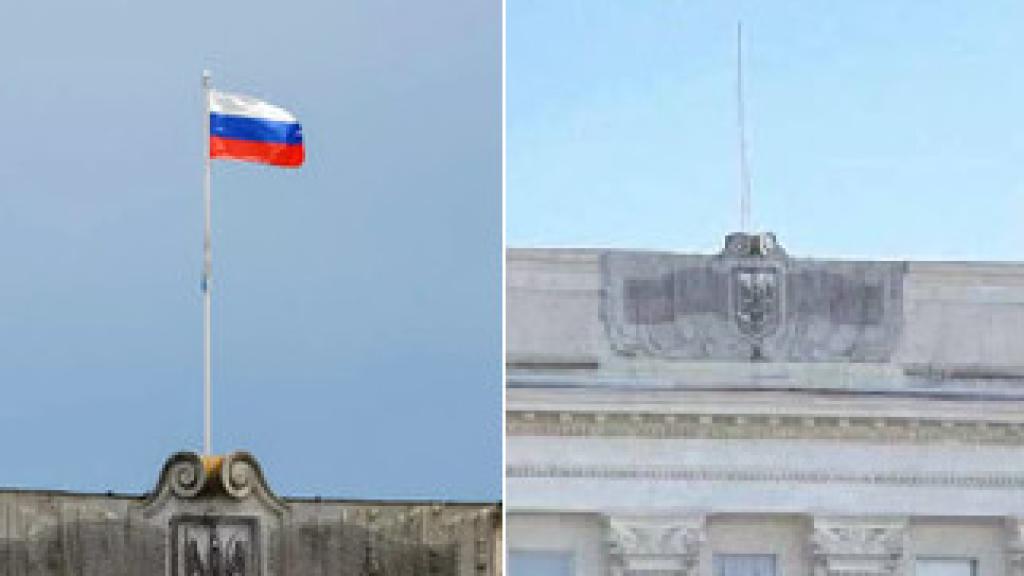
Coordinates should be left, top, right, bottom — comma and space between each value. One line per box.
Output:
507, 464, 1024, 490
507, 411, 1024, 445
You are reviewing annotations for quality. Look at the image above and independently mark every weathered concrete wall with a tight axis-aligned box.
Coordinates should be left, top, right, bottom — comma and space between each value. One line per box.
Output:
507, 242, 1024, 393
0, 452, 500, 576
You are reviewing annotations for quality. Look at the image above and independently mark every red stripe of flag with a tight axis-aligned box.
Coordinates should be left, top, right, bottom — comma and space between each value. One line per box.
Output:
210, 136, 304, 168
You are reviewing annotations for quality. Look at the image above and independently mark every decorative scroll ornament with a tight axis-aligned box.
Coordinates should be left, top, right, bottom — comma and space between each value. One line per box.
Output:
602, 233, 905, 362
811, 517, 907, 576
151, 451, 279, 503
165, 452, 208, 499
221, 452, 258, 499
606, 515, 705, 576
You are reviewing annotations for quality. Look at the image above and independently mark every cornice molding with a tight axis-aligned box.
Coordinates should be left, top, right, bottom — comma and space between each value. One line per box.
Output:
507, 464, 1024, 490
507, 411, 1024, 445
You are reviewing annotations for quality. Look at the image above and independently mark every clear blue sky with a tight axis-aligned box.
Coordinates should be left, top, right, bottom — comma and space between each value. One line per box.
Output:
0, 0, 499, 499
508, 0, 1024, 260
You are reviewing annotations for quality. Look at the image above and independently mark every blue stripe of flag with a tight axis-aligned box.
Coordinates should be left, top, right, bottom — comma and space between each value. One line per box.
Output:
210, 113, 303, 145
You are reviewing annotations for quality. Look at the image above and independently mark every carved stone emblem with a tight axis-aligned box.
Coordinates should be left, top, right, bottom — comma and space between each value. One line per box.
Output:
733, 266, 782, 342
606, 515, 705, 576
173, 516, 256, 576
602, 233, 905, 362
142, 452, 287, 576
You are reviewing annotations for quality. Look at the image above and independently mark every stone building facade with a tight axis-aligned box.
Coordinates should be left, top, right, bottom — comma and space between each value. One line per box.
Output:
506, 234, 1024, 576
0, 451, 501, 575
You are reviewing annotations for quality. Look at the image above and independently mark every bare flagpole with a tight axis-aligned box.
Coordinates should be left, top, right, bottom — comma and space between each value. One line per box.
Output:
202, 70, 213, 456
736, 21, 752, 232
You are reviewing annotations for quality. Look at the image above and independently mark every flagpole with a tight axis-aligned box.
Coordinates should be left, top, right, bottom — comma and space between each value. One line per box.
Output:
202, 69, 213, 456
736, 21, 752, 232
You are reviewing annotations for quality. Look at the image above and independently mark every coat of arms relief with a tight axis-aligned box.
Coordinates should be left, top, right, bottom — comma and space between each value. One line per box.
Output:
175, 517, 256, 576
602, 233, 904, 362
733, 265, 782, 358
143, 452, 283, 576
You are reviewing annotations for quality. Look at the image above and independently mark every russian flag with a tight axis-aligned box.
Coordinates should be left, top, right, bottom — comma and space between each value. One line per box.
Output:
209, 90, 304, 168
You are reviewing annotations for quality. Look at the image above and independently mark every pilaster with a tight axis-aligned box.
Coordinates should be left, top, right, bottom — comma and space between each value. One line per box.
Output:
1005, 518, 1024, 576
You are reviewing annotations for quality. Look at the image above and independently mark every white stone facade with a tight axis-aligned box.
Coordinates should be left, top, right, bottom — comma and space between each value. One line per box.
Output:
506, 242, 1024, 576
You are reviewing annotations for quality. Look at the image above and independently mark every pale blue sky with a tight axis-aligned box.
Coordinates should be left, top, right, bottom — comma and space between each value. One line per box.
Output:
507, 1, 1024, 260
0, 0, 499, 499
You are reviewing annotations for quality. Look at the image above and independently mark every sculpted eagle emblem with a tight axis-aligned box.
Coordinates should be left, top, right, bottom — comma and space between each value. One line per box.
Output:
733, 266, 781, 341
183, 526, 249, 576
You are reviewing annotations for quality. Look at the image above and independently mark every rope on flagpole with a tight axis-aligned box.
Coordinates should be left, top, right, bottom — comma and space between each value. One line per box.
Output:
202, 69, 213, 456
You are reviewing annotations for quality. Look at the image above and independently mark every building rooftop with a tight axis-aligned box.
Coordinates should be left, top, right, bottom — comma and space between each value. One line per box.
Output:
507, 233, 1024, 401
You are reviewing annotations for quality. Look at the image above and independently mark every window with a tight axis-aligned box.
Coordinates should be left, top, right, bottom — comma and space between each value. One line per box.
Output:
714, 554, 778, 576
917, 558, 977, 576
508, 550, 574, 576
